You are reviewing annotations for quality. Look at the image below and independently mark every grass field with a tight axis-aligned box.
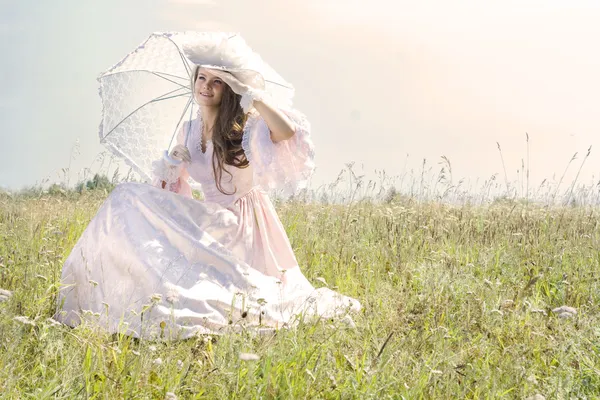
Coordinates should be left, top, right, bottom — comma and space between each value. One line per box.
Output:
0, 185, 599, 399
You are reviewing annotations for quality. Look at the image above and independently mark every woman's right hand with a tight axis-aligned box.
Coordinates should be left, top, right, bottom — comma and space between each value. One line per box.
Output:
169, 144, 192, 163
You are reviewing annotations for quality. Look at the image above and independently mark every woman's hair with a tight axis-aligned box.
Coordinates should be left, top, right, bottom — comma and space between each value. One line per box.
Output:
192, 66, 249, 195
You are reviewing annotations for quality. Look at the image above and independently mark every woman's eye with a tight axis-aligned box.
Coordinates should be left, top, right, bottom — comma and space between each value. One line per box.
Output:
214, 80, 222, 85
197, 76, 205, 81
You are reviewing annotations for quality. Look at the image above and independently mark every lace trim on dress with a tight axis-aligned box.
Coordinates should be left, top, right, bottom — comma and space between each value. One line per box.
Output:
241, 108, 315, 196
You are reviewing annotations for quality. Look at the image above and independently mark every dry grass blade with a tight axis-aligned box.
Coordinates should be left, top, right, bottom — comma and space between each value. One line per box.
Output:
372, 331, 395, 367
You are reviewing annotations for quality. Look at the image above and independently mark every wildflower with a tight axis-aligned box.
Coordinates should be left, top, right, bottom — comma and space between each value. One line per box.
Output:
149, 345, 157, 352
176, 360, 184, 370
526, 395, 545, 400
558, 312, 573, 319
165, 393, 177, 400
239, 353, 260, 361
552, 305, 577, 316
0, 289, 12, 303
14, 316, 35, 326
45, 318, 62, 327
153, 357, 163, 366
166, 288, 179, 304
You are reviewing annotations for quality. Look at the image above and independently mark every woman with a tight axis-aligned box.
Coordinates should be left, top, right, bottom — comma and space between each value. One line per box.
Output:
56, 47, 360, 339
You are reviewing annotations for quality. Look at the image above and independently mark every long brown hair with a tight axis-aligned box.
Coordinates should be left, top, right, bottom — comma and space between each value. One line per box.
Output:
192, 66, 249, 195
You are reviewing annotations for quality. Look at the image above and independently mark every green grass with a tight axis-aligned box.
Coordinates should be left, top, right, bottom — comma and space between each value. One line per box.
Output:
1, 188, 599, 399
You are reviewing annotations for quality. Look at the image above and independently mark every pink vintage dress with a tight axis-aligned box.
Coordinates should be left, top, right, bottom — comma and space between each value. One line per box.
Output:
56, 109, 361, 338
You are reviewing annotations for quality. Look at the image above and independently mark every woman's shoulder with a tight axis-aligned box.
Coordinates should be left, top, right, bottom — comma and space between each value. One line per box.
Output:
182, 118, 200, 132
180, 118, 199, 138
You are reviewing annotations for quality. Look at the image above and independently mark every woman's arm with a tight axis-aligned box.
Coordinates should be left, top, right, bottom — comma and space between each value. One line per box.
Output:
205, 69, 297, 143
252, 99, 296, 143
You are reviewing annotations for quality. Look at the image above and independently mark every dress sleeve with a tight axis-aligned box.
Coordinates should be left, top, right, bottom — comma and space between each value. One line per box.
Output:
150, 126, 193, 198
241, 108, 315, 195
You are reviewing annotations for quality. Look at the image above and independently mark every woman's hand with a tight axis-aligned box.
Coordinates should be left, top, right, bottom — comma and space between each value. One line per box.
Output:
169, 144, 192, 163
207, 69, 250, 95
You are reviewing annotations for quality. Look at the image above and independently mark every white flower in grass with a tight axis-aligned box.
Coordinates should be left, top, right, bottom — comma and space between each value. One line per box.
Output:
165, 392, 177, 400
239, 353, 260, 361
526, 395, 545, 400
176, 360, 184, 370
45, 318, 62, 327
132, 350, 140, 356
558, 312, 573, 319
153, 357, 163, 366
149, 345, 157, 352
0, 289, 12, 303
165, 287, 179, 304
14, 316, 35, 326
552, 305, 577, 316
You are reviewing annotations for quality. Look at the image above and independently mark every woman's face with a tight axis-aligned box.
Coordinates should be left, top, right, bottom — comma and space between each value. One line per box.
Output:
194, 68, 225, 107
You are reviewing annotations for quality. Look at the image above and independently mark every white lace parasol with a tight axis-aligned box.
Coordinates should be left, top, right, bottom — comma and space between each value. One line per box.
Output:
98, 31, 295, 182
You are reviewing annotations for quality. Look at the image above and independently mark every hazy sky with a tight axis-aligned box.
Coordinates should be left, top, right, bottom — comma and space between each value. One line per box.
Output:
1, 0, 599, 194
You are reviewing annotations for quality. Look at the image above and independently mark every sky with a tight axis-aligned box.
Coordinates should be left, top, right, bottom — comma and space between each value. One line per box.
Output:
1, 0, 600, 197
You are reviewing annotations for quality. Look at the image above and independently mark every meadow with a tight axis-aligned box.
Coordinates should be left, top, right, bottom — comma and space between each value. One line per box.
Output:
0, 164, 599, 398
